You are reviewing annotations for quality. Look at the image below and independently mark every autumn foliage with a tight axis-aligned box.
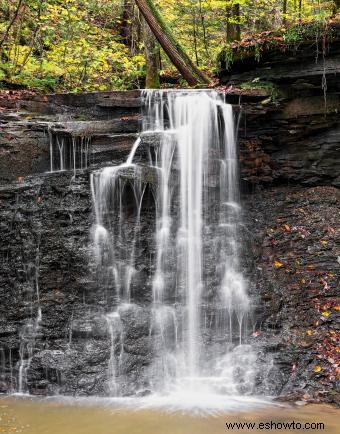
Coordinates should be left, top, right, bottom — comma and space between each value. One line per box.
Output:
0, 0, 338, 91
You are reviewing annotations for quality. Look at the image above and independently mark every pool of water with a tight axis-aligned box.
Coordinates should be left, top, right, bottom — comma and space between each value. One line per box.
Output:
0, 397, 338, 434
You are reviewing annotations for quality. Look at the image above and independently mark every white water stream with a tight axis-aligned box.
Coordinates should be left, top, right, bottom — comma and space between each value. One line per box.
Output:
91, 90, 260, 410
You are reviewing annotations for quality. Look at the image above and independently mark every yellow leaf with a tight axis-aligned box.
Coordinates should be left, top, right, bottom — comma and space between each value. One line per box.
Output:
283, 224, 290, 231
321, 311, 330, 317
301, 278, 306, 284
274, 261, 283, 268
320, 240, 328, 245
313, 365, 322, 373
306, 329, 313, 336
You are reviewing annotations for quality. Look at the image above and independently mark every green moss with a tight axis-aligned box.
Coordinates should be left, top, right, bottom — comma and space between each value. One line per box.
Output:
218, 20, 335, 71
145, 69, 160, 89
240, 79, 279, 102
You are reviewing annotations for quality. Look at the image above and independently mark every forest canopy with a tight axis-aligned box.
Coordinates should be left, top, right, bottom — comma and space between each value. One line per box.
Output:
0, 0, 338, 91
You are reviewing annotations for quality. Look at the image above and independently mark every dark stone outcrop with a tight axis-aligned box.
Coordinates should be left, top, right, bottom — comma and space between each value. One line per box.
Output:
220, 23, 340, 189
243, 186, 339, 404
0, 168, 156, 396
236, 91, 340, 188
218, 23, 340, 89
0, 92, 141, 181
223, 30, 340, 403
0, 92, 149, 395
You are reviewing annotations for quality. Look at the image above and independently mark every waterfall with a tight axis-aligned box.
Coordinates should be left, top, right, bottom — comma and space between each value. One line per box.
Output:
91, 90, 255, 403
48, 128, 90, 173
18, 239, 42, 394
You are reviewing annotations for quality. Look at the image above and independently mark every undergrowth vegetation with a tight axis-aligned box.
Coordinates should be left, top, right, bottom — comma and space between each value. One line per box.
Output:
0, 0, 338, 91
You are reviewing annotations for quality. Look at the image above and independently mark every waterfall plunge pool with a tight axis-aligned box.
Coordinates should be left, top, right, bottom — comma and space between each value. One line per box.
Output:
1, 397, 338, 434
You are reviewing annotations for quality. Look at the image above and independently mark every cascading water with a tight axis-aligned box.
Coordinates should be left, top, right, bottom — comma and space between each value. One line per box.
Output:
48, 127, 90, 173
91, 90, 259, 409
17, 238, 42, 394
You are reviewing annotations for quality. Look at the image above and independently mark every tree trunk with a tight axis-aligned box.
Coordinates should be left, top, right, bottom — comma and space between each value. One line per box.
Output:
298, 0, 302, 22
333, 0, 340, 15
192, 10, 199, 66
226, 3, 241, 42
143, 19, 160, 88
120, 0, 132, 47
134, 0, 209, 86
198, 0, 209, 57
282, 0, 288, 25
0, 0, 24, 51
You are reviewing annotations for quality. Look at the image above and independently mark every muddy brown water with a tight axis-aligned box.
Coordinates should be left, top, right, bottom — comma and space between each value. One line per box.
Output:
0, 397, 338, 434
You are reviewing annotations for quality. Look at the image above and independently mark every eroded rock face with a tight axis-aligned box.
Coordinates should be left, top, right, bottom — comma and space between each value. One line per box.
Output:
1, 86, 339, 187
0, 171, 97, 395
0, 91, 141, 181
0, 168, 157, 396
0, 66, 339, 404
242, 186, 339, 404
0, 91, 150, 396
238, 96, 340, 187
220, 23, 340, 189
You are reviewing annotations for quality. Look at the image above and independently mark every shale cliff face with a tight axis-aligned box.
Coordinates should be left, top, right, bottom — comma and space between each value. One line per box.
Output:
0, 91, 141, 181
226, 32, 340, 404
0, 92, 150, 396
219, 24, 340, 189
0, 34, 339, 402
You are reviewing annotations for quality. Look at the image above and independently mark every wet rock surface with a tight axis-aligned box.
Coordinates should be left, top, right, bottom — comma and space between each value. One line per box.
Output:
0, 91, 141, 181
220, 24, 340, 189
243, 186, 339, 404
238, 97, 340, 188
0, 168, 156, 396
